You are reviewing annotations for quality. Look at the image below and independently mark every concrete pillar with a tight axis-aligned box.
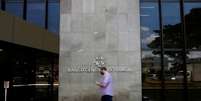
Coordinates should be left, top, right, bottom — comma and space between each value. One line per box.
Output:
59, 0, 141, 101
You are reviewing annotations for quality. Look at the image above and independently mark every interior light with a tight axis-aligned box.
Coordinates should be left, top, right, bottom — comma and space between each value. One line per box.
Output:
0, 49, 3, 52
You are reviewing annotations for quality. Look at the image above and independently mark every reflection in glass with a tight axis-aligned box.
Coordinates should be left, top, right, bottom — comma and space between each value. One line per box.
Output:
185, 8, 201, 50
11, 52, 58, 101
48, 0, 60, 34
6, 0, 23, 18
141, 1, 162, 101
187, 51, 201, 100
27, 0, 45, 28
141, 0, 201, 101
185, 2, 201, 101
0, 0, 60, 34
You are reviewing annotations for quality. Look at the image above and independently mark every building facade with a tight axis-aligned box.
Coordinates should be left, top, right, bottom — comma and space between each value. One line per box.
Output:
0, 0, 59, 101
1, 0, 201, 101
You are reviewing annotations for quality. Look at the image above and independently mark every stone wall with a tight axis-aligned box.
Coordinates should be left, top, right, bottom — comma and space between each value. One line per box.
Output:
59, 0, 141, 101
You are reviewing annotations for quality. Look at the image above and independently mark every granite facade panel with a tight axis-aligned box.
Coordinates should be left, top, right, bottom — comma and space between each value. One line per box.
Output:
60, 0, 141, 101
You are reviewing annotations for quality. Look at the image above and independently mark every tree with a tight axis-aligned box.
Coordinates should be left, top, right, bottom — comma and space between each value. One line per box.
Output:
148, 8, 201, 75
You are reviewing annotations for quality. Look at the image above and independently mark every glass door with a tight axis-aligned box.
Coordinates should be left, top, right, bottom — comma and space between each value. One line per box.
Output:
10, 51, 36, 101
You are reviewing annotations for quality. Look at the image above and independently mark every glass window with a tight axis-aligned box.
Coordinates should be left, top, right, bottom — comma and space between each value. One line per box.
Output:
161, 1, 184, 100
9, 47, 58, 101
184, 2, 201, 50
187, 50, 201, 100
141, 0, 201, 101
5, 0, 23, 18
27, 0, 45, 28
140, 1, 162, 101
48, 0, 60, 34
184, 1, 201, 101
0, 1, 1, 10
2, 0, 60, 34
161, 1, 183, 50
